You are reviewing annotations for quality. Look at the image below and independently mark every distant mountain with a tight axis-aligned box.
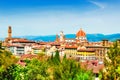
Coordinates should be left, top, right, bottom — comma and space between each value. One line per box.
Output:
19, 33, 120, 42
1, 33, 120, 42
87, 33, 120, 42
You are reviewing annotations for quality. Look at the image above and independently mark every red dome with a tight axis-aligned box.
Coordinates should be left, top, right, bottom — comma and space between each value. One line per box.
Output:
76, 28, 86, 37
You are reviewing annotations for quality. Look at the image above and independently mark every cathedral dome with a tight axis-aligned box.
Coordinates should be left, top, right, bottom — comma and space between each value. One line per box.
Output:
76, 28, 86, 37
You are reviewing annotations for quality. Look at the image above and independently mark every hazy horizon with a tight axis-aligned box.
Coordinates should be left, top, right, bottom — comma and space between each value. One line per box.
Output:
1, 32, 120, 39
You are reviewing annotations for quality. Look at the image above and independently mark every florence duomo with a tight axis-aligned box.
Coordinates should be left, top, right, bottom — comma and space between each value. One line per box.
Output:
1, 25, 119, 80
3, 26, 113, 60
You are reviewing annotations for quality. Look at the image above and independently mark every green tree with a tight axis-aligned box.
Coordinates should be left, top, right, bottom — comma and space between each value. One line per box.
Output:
5, 58, 50, 80
26, 59, 50, 80
102, 41, 120, 80
53, 52, 93, 80
0, 42, 17, 79
1, 48, 93, 80
50, 50, 60, 65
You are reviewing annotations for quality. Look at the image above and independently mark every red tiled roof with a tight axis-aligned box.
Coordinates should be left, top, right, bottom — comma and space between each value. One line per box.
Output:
32, 46, 44, 49
65, 45, 78, 49
50, 42, 60, 46
80, 60, 104, 73
11, 38, 35, 43
20, 54, 37, 60
17, 54, 38, 66
17, 60, 26, 66
39, 42, 48, 45
40, 42, 60, 46
76, 28, 86, 37
86, 46, 109, 48
93, 66, 100, 73
77, 49, 95, 52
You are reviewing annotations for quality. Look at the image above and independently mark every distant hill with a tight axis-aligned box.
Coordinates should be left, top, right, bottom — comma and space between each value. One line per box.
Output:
87, 33, 120, 42
1, 33, 120, 42
18, 33, 120, 42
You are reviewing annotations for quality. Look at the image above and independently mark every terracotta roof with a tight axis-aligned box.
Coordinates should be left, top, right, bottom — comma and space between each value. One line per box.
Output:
77, 49, 95, 52
11, 38, 35, 43
80, 60, 104, 73
32, 46, 44, 49
17, 54, 38, 66
7, 44, 23, 47
86, 46, 109, 48
76, 28, 86, 37
39, 42, 48, 45
17, 60, 26, 66
12, 40, 35, 43
51, 42, 60, 46
65, 45, 78, 49
93, 66, 100, 73
20, 54, 37, 60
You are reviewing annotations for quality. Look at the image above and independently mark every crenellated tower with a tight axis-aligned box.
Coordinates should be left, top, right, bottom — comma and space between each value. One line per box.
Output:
3, 26, 12, 46
8, 26, 12, 39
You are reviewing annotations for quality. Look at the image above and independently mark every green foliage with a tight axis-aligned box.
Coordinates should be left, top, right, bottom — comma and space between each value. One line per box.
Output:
15, 59, 50, 80
1, 49, 93, 80
116, 66, 120, 75
102, 41, 120, 80
0, 42, 17, 79
53, 57, 93, 80
52, 52, 93, 80
53, 50, 60, 65
49, 50, 60, 65
74, 70, 93, 80
0, 42, 4, 50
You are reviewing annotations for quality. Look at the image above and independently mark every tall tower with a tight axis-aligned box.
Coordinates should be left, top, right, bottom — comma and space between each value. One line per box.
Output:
55, 34, 59, 42
4, 26, 12, 46
60, 31, 65, 42
8, 26, 12, 39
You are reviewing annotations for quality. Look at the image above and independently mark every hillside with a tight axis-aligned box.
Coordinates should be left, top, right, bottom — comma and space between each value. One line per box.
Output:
1, 33, 120, 42
13, 33, 120, 42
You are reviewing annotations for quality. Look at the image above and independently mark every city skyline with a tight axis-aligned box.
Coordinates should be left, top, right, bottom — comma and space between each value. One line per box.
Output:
0, 0, 120, 38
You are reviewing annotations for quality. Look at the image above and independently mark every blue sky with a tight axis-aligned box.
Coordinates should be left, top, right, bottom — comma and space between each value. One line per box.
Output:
0, 0, 120, 37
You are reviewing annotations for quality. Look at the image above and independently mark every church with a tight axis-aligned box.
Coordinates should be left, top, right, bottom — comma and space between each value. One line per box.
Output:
3, 26, 35, 56
54, 28, 113, 62
2, 26, 114, 62
56, 28, 88, 44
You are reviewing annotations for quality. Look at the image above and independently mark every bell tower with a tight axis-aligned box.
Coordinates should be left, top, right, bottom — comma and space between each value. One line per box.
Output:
3, 26, 12, 46
8, 26, 12, 39
55, 34, 59, 42
60, 31, 65, 42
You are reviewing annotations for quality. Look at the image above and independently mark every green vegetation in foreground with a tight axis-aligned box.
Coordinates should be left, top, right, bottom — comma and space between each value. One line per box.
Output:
0, 42, 18, 79
0, 43, 93, 80
1, 41, 120, 80
101, 41, 120, 80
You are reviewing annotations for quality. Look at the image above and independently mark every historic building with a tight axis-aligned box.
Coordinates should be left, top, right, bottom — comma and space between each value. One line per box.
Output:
54, 28, 112, 62
3, 26, 36, 56
3, 26, 114, 62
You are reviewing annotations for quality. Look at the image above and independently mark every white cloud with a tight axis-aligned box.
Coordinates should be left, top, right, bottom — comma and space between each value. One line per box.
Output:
89, 0, 105, 9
